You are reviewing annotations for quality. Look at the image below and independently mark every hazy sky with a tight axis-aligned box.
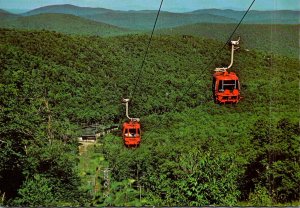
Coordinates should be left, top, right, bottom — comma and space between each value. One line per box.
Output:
0, 0, 299, 12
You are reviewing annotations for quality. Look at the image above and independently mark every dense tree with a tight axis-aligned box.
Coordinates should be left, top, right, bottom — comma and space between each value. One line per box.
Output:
242, 119, 300, 203
0, 28, 298, 206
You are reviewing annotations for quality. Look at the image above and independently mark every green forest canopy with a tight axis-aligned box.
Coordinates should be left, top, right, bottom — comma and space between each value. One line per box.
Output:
0, 28, 299, 206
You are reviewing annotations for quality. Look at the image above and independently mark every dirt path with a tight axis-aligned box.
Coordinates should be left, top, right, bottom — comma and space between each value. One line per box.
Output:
78, 141, 96, 155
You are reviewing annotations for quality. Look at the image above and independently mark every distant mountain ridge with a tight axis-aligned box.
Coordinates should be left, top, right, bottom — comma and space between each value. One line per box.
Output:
157, 23, 299, 58
0, 4, 299, 36
190, 9, 300, 24
16, 4, 300, 29
0, 8, 19, 18
23, 4, 115, 16
0, 8, 11, 14
84, 12, 237, 29
0, 13, 129, 36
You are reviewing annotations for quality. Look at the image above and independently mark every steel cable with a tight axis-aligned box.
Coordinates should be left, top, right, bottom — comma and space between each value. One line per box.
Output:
131, 0, 164, 99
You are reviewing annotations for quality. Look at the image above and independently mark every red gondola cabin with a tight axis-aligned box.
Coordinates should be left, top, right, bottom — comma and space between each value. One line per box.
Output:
212, 71, 240, 104
213, 37, 241, 104
122, 121, 141, 147
122, 98, 141, 147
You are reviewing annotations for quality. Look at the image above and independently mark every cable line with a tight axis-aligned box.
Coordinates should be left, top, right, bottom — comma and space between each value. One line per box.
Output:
131, 0, 164, 98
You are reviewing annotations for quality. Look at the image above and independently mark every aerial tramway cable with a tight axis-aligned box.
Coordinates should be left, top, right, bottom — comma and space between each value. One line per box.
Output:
130, 0, 165, 98
121, 0, 164, 147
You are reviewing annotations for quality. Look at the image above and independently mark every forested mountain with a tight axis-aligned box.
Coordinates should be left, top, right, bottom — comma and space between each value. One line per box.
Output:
23, 4, 114, 16
158, 23, 299, 58
0, 9, 14, 15
0, 9, 10, 15
0, 9, 18, 19
2, 4, 298, 30
83, 12, 236, 29
20, 5, 300, 27
0, 28, 299, 206
0, 13, 129, 36
0, 7, 297, 58
190, 9, 300, 24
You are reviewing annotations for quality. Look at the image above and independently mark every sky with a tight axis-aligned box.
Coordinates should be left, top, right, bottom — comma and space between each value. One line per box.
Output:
0, 0, 299, 12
